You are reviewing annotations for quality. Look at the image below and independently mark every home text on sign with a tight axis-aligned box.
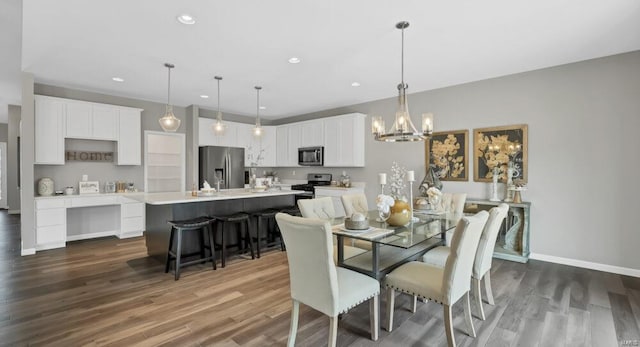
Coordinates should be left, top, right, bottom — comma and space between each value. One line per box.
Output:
65, 151, 114, 162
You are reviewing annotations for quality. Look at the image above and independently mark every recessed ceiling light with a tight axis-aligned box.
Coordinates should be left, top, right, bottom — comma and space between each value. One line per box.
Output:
177, 14, 196, 25
351, 82, 361, 87
288, 57, 301, 64
259, 106, 266, 110
200, 95, 209, 99
112, 77, 124, 82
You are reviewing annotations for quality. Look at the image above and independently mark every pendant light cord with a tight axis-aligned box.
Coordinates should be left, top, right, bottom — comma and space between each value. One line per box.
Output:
401, 25, 404, 88
217, 78, 221, 114
167, 66, 171, 105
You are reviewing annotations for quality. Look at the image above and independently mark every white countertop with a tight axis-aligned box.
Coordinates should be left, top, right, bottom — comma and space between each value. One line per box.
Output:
138, 189, 305, 205
34, 192, 145, 200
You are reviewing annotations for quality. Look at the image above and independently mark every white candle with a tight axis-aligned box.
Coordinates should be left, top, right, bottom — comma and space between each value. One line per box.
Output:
407, 170, 415, 182
378, 173, 387, 185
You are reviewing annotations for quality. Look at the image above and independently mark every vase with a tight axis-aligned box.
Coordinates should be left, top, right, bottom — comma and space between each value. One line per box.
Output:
387, 199, 411, 226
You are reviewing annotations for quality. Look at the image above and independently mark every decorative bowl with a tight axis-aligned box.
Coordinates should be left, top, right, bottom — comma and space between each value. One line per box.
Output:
252, 186, 267, 193
344, 217, 370, 230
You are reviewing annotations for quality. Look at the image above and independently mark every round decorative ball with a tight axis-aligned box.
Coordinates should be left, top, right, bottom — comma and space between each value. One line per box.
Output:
38, 177, 55, 196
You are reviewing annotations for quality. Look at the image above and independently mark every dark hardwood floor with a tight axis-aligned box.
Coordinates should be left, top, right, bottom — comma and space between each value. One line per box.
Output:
1, 210, 639, 346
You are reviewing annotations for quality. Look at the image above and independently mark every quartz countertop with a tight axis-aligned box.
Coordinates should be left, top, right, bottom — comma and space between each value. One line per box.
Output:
136, 189, 306, 205
34, 192, 145, 200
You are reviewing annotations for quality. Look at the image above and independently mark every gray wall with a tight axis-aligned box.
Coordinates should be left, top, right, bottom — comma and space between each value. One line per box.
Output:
7, 105, 20, 212
278, 51, 640, 271
0, 124, 7, 142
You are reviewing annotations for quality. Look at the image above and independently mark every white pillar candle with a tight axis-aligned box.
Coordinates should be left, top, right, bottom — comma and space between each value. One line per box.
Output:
378, 173, 387, 185
407, 170, 415, 182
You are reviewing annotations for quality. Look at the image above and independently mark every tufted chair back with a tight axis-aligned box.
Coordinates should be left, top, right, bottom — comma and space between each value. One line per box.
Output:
341, 194, 369, 218
298, 197, 336, 220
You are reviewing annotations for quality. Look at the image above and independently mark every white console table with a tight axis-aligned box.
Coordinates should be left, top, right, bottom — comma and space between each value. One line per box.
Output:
465, 199, 531, 263
34, 193, 145, 251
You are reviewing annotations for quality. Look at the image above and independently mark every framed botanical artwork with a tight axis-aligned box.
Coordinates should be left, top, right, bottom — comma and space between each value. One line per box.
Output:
425, 130, 469, 181
473, 124, 528, 182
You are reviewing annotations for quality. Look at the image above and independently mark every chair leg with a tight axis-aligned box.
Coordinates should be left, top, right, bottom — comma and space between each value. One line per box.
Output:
208, 224, 216, 270
412, 295, 418, 313
220, 222, 226, 268
174, 229, 182, 281
369, 294, 379, 341
245, 220, 255, 259
473, 277, 485, 320
444, 304, 456, 347
484, 271, 495, 305
256, 216, 262, 258
463, 292, 476, 338
328, 316, 338, 347
164, 227, 175, 273
386, 287, 395, 332
287, 300, 299, 347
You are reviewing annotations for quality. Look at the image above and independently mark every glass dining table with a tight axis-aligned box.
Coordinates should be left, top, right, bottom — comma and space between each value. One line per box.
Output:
332, 210, 457, 280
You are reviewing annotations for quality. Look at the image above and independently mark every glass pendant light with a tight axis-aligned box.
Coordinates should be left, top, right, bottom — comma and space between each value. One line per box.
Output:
372, 21, 434, 142
212, 76, 225, 134
253, 86, 262, 137
158, 63, 181, 132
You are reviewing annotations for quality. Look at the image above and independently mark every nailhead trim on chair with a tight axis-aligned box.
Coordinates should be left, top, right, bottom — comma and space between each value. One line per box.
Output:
338, 291, 380, 314
384, 284, 444, 305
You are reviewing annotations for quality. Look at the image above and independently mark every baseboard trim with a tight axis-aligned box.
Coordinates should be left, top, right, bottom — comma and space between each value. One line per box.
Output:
530, 253, 640, 278
21, 248, 36, 256
67, 230, 117, 242
8, 209, 20, 214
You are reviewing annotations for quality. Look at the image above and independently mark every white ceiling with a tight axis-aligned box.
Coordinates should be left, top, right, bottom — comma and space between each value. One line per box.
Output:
3, 0, 640, 122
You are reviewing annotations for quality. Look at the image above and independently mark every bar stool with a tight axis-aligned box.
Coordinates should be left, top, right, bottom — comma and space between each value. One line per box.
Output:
212, 213, 255, 268
164, 216, 216, 281
251, 209, 280, 258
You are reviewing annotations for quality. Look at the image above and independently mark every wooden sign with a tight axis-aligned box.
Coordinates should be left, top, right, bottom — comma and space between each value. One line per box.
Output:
66, 151, 114, 162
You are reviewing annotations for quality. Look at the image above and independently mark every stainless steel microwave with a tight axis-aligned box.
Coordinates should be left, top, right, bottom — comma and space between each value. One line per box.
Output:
298, 146, 324, 166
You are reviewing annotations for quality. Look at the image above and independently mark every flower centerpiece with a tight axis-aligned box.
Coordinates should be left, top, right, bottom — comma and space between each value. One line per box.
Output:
386, 162, 411, 226
426, 187, 442, 210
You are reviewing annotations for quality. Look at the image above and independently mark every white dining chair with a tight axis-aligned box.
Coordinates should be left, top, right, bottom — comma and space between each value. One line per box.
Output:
275, 213, 380, 347
297, 197, 367, 262
437, 193, 467, 246
341, 193, 369, 217
383, 211, 489, 347
422, 203, 509, 320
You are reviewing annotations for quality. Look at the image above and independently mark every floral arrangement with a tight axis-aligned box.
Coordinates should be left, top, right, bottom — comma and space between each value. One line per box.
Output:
426, 187, 442, 206
388, 162, 407, 200
376, 194, 395, 213
246, 145, 265, 167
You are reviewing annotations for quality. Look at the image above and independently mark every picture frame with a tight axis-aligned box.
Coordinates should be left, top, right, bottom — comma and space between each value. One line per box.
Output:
473, 124, 528, 182
79, 181, 100, 194
425, 129, 469, 181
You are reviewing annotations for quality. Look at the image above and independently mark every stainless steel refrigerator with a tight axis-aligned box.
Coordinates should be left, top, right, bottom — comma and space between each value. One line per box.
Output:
198, 146, 245, 189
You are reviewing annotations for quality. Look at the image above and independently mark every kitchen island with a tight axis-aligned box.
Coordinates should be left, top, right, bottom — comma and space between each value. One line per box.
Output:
136, 189, 304, 261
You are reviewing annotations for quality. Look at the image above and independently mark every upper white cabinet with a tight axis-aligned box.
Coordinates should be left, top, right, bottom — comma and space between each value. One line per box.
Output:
300, 120, 324, 147
34, 95, 142, 165
276, 125, 291, 167
65, 101, 118, 140
198, 117, 241, 147
35, 96, 66, 165
323, 113, 366, 167
117, 109, 142, 165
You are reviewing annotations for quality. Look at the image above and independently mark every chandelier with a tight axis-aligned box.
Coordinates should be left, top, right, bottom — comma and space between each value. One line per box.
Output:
372, 21, 433, 142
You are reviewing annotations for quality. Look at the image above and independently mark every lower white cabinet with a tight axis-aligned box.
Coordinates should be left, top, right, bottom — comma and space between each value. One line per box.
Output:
34, 195, 146, 252
314, 186, 366, 218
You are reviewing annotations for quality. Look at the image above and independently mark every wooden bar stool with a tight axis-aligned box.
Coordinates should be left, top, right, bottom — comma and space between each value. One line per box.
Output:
164, 217, 216, 280
212, 213, 255, 268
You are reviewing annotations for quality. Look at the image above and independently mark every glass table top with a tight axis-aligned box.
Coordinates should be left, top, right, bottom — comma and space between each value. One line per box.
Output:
331, 210, 457, 249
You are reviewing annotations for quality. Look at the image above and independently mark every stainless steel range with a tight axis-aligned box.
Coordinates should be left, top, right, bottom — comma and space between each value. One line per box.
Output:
291, 173, 332, 199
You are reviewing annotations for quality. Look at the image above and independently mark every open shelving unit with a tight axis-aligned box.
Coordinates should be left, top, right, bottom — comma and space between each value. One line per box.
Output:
144, 132, 185, 193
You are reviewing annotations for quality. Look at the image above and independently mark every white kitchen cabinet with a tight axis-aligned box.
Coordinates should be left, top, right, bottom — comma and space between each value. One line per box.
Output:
120, 197, 145, 238
35, 96, 66, 165
300, 120, 324, 147
323, 113, 366, 167
276, 125, 289, 166
117, 108, 142, 165
35, 198, 66, 250
198, 117, 217, 146
65, 101, 118, 140
260, 126, 277, 167
314, 186, 366, 218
